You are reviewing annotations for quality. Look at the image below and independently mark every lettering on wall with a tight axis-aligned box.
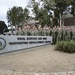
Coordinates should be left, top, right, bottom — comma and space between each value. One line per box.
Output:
9, 37, 51, 45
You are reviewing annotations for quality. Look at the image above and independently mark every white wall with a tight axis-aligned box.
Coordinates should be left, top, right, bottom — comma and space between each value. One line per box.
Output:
0, 35, 52, 54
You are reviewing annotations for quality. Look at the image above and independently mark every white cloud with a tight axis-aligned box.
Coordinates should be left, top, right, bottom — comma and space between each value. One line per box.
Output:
0, 0, 30, 25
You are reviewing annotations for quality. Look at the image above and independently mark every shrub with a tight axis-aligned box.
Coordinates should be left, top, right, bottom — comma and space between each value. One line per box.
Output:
55, 40, 75, 53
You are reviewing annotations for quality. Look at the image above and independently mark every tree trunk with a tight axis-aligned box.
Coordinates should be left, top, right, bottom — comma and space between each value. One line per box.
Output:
59, 13, 62, 27
11, 25, 14, 35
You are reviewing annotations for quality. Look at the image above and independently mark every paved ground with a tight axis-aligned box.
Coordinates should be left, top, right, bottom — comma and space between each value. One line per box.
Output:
0, 45, 75, 73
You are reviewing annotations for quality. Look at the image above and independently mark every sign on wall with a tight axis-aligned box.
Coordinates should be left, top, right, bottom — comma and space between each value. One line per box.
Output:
0, 35, 52, 54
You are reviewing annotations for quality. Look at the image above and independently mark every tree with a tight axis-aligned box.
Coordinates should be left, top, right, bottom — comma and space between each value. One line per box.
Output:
28, 0, 53, 27
53, 0, 72, 27
7, 6, 29, 27
70, 0, 75, 16
43, 0, 72, 27
28, 0, 72, 27
0, 21, 8, 34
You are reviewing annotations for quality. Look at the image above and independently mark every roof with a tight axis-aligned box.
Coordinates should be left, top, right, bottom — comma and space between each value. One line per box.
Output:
64, 13, 73, 18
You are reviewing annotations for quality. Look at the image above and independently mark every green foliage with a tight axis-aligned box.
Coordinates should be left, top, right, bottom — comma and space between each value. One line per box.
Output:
28, 0, 73, 27
70, 0, 75, 16
55, 40, 75, 53
28, 0, 53, 27
7, 6, 29, 27
0, 21, 8, 34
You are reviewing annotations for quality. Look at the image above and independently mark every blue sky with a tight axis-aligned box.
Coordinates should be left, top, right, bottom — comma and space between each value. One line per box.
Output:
0, 0, 30, 25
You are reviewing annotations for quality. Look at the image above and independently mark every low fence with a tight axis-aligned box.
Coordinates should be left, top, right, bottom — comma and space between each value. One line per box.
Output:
0, 35, 52, 54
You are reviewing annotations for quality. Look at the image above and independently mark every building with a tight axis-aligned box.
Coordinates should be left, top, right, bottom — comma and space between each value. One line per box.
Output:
64, 13, 75, 27
27, 20, 39, 27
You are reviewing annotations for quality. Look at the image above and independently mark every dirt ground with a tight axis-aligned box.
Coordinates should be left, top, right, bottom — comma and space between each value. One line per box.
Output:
0, 45, 75, 73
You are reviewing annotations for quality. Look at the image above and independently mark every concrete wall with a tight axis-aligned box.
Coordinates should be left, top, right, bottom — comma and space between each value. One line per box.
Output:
0, 35, 52, 54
